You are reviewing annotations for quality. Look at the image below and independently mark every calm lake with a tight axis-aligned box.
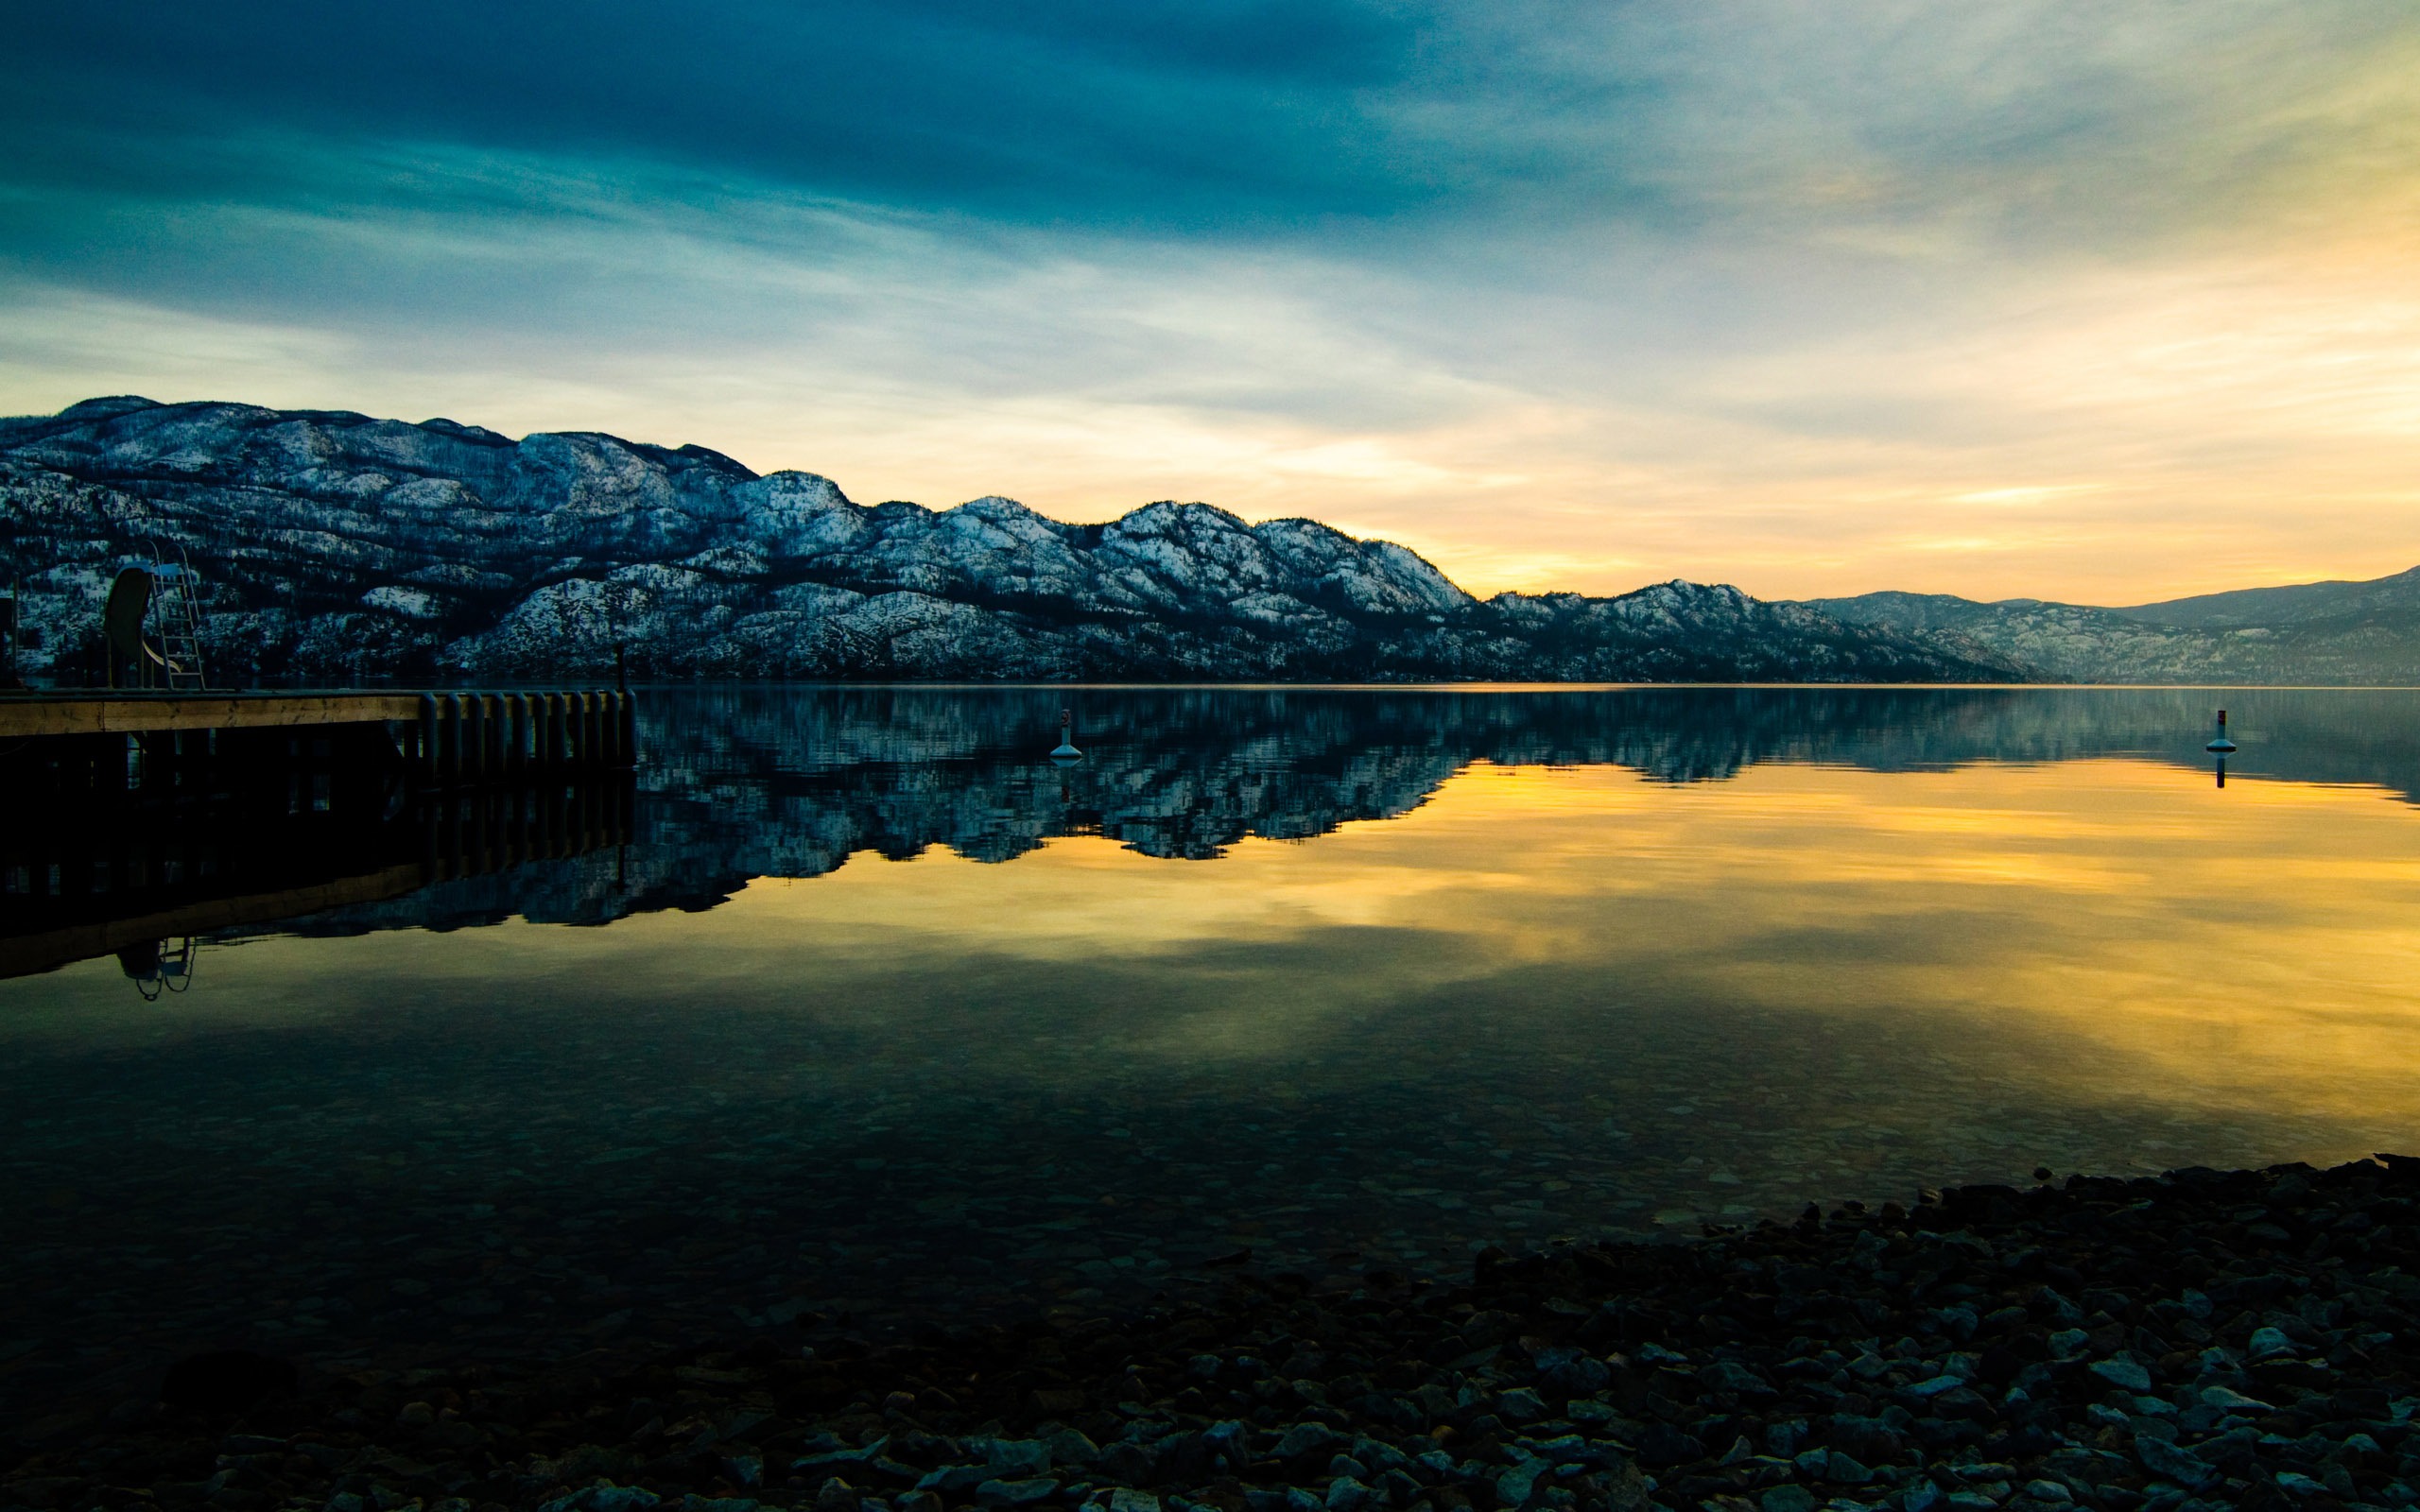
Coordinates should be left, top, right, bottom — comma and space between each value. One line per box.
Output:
6, 685, 2420, 1430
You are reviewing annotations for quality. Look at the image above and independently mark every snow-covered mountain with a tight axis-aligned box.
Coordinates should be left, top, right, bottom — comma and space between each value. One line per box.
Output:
4, 395, 2410, 684
0, 397, 2017, 683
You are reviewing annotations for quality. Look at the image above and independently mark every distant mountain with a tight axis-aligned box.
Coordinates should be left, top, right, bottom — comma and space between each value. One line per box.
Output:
2110, 565, 2420, 629
1806, 578, 2420, 685
0, 397, 2015, 684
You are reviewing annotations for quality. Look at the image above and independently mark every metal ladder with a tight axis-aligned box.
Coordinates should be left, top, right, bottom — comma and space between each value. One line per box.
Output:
147, 542, 208, 691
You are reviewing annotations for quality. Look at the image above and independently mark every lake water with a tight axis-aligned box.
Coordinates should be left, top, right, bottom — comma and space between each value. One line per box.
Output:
7, 685, 2420, 1434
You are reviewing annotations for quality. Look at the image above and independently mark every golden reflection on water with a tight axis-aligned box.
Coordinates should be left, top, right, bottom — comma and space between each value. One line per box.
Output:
9, 754, 2420, 1158
695, 756, 2420, 1128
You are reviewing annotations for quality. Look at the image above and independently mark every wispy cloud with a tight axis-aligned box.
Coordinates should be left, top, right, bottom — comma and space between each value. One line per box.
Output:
2, 2, 2415, 602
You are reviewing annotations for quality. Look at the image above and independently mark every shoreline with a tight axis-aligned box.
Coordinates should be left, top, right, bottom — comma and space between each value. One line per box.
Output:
9, 1158, 2419, 1512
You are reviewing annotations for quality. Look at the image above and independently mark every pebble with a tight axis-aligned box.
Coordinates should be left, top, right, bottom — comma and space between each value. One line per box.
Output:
9, 1154, 2416, 1511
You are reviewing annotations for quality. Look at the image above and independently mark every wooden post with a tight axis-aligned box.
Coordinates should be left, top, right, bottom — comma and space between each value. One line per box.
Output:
418, 694, 440, 786
505, 694, 527, 779
616, 690, 637, 768
465, 694, 490, 782
441, 693, 464, 786
482, 694, 506, 778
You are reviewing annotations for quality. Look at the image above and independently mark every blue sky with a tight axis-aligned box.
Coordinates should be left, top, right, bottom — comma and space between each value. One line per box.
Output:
4, 2, 2416, 601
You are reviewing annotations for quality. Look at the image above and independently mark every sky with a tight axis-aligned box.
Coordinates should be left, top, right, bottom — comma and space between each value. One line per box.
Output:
2, 1, 2416, 605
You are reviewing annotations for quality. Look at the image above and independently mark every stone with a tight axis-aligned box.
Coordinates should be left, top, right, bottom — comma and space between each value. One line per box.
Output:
1323, 1477, 1375, 1512
1493, 1462, 1543, 1508
1759, 1488, 1815, 1512
2197, 1385, 2270, 1412
1636, 1423, 1703, 1468
1274, 1425, 1342, 1460
2089, 1358, 2152, 1394
814, 1481, 859, 1512
2247, 1329, 2297, 1362
1109, 1493, 1161, 1512
1041, 1431, 1098, 1469
1495, 1387, 1547, 1422
973, 1480, 1060, 1508
1824, 1452, 1872, 1486
2135, 1437, 2218, 1490
981, 1441, 1053, 1477
1703, 1361, 1774, 1398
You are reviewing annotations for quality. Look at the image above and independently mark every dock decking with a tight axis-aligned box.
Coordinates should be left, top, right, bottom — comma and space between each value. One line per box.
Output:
0, 688, 638, 781
0, 691, 421, 739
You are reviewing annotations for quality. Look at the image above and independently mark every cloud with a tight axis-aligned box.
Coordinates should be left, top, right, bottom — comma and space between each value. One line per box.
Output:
1, 2, 2416, 602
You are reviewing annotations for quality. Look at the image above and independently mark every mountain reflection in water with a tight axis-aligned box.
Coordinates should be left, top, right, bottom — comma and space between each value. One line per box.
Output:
252, 684, 2420, 939
5, 685, 2420, 1435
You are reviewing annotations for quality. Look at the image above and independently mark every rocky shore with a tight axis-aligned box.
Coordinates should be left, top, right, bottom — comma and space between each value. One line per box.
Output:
9, 1158, 2420, 1512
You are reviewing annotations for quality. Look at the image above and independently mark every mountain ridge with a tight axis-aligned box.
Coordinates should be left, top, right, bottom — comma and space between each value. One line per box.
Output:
0, 395, 2412, 684
0, 395, 2017, 684
1806, 578, 2420, 685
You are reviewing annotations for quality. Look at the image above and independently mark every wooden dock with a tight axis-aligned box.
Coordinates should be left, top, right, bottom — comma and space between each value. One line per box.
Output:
0, 688, 638, 782
1, 687, 645, 979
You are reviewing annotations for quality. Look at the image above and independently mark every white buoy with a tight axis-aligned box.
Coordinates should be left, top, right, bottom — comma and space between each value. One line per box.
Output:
1050, 708, 1082, 761
2205, 708, 2237, 753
